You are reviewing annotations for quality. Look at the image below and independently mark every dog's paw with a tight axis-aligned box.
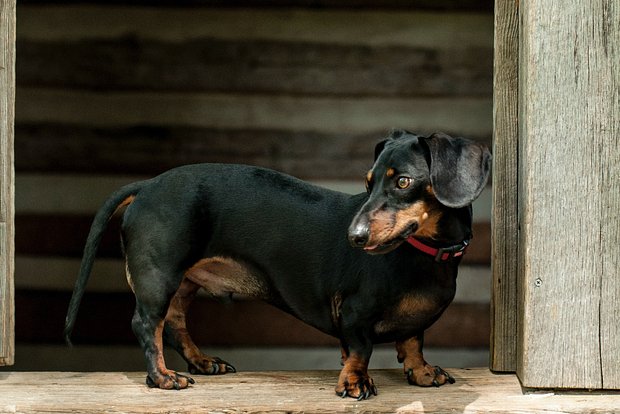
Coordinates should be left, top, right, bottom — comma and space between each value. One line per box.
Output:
405, 365, 455, 387
335, 371, 378, 400
188, 356, 236, 375
146, 370, 195, 390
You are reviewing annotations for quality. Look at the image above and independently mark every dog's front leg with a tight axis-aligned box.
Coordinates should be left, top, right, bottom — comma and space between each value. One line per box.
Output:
395, 334, 455, 387
335, 321, 377, 399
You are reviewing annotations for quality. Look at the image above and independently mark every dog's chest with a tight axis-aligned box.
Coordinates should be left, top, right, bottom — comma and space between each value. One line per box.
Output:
373, 291, 451, 338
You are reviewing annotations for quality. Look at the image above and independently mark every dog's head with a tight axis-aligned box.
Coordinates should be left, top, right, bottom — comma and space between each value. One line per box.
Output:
348, 130, 491, 254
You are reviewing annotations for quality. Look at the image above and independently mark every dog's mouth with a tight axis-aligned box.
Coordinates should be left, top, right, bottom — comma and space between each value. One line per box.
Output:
363, 222, 418, 255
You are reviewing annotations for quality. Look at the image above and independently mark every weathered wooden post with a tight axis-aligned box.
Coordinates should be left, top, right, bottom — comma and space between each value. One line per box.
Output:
490, 0, 519, 374
493, 0, 620, 389
0, 0, 15, 366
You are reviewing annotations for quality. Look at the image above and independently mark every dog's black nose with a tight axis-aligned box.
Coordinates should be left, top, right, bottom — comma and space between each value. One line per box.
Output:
348, 225, 369, 248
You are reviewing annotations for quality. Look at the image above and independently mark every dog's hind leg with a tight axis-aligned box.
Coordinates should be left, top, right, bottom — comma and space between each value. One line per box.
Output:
164, 277, 236, 375
128, 264, 196, 390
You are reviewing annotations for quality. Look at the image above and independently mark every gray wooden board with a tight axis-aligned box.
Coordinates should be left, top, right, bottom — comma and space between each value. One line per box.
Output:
0, 0, 15, 367
517, 0, 619, 389
1, 369, 619, 413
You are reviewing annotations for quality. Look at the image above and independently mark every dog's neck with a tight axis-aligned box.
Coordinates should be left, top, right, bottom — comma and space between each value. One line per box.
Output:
420, 205, 473, 248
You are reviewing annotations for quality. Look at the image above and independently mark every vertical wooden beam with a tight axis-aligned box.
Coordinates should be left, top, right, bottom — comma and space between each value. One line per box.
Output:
490, 0, 519, 373
0, 0, 15, 366
518, 0, 619, 389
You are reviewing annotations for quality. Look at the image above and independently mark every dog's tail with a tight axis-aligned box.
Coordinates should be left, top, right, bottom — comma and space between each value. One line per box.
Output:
64, 180, 147, 346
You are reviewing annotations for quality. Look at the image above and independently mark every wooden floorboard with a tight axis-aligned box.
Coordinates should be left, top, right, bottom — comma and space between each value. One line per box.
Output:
0, 369, 618, 413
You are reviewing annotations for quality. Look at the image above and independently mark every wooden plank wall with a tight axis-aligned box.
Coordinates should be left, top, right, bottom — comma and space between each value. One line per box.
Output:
0, 0, 16, 367
12, 0, 494, 368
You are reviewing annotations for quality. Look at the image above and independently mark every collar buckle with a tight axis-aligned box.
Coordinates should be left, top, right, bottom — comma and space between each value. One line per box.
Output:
433, 240, 469, 263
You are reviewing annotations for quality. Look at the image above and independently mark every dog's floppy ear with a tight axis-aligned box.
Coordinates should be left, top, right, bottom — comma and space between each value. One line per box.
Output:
423, 132, 491, 208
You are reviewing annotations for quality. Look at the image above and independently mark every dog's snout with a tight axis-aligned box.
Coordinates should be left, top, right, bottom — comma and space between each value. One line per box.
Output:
348, 224, 370, 248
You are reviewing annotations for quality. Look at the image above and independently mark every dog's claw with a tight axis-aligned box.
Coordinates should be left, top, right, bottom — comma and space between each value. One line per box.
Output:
226, 364, 236, 373
406, 368, 415, 385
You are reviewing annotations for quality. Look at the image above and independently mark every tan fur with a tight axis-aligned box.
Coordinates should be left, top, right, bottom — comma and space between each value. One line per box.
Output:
185, 256, 267, 299
367, 201, 442, 247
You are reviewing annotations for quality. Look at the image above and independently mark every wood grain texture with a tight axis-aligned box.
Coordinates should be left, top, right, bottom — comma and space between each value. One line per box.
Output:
14, 124, 491, 178
15, 0, 494, 10
518, 0, 619, 389
0, 369, 619, 413
15, 88, 493, 137
490, 0, 519, 373
598, 2, 620, 389
16, 7, 493, 48
0, 0, 15, 367
16, 38, 492, 97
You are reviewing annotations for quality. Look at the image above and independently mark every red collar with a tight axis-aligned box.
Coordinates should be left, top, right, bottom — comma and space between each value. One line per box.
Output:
406, 236, 469, 262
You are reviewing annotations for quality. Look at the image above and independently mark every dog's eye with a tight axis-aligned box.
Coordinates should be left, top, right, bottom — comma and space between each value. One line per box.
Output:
396, 177, 412, 189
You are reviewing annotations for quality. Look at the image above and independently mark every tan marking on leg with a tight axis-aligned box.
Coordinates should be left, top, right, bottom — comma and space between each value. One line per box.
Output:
153, 320, 167, 374
166, 278, 201, 362
165, 277, 235, 375
335, 352, 376, 399
396, 336, 454, 386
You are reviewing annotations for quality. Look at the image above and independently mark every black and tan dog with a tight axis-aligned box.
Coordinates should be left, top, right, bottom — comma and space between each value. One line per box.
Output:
65, 130, 491, 399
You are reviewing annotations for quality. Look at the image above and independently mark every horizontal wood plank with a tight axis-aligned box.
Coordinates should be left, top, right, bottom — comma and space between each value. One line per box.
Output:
16, 89, 493, 137
14, 125, 382, 178
1, 369, 619, 413
16, 38, 492, 97
15, 290, 490, 347
15, 124, 491, 178
17, 6, 493, 49
14, 174, 493, 220
17, 0, 494, 11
